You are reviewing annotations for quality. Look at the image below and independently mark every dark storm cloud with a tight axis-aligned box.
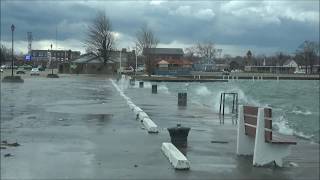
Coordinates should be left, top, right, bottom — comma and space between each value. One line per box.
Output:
0, 0, 318, 55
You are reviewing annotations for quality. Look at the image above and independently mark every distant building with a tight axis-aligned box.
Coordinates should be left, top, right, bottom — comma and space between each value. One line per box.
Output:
143, 48, 184, 74
108, 48, 136, 70
283, 59, 298, 71
143, 48, 184, 60
244, 66, 296, 74
63, 53, 116, 74
61, 48, 136, 74
154, 58, 193, 75
31, 49, 81, 62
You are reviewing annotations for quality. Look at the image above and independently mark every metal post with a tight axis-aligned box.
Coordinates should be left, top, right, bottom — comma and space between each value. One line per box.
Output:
50, 44, 53, 74
219, 93, 222, 114
135, 47, 137, 76
119, 49, 122, 73
11, 24, 15, 76
232, 94, 235, 114
236, 93, 239, 120
222, 93, 225, 116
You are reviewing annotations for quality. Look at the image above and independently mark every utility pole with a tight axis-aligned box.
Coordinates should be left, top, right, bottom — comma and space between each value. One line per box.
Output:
11, 24, 15, 77
119, 49, 122, 73
51, 44, 53, 75
135, 46, 138, 76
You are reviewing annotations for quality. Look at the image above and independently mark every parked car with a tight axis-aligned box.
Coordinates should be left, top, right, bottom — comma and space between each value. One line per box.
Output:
21, 65, 33, 70
38, 66, 46, 71
30, 68, 40, 76
1, 65, 7, 69
136, 66, 145, 72
16, 68, 26, 74
122, 66, 134, 73
0, 68, 3, 73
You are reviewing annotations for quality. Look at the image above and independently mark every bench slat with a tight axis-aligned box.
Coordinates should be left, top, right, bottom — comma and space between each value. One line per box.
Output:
268, 135, 297, 145
243, 106, 292, 143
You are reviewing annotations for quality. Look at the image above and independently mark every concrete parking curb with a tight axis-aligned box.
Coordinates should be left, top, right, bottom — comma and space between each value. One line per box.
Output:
142, 117, 158, 133
161, 142, 190, 170
110, 79, 159, 134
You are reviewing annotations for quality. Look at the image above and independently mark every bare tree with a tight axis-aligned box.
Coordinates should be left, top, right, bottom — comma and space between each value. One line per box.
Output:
246, 50, 252, 66
196, 41, 216, 60
0, 44, 11, 65
135, 25, 159, 75
135, 25, 159, 54
85, 11, 114, 64
297, 41, 319, 74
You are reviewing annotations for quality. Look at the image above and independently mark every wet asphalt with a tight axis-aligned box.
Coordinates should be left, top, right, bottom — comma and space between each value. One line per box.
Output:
0, 74, 319, 179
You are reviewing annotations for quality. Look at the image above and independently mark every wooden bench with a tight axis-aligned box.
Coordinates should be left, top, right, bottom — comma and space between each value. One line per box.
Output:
236, 105, 296, 167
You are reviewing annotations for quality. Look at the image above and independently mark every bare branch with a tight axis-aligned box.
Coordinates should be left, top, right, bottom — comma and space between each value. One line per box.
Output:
84, 11, 115, 64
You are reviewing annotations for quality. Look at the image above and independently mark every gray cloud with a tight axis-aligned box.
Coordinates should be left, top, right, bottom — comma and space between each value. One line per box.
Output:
1, 0, 318, 56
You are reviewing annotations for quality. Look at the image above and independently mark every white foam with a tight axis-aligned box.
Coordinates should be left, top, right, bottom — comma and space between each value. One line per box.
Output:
195, 86, 211, 96
291, 110, 312, 115
158, 84, 170, 94
273, 116, 313, 139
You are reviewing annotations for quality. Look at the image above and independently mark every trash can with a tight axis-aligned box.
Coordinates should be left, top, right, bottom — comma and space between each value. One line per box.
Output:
178, 92, 187, 106
152, 84, 157, 94
167, 124, 191, 148
130, 78, 135, 86
139, 81, 144, 88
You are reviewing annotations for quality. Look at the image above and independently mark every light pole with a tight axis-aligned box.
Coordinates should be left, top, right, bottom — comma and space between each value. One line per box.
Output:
119, 49, 122, 74
50, 44, 53, 74
11, 24, 15, 76
135, 46, 137, 76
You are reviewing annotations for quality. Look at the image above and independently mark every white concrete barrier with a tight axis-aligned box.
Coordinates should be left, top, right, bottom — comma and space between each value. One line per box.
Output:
133, 106, 143, 114
161, 142, 190, 170
142, 118, 158, 133
138, 111, 149, 120
110, 78, 159, 134
130, 104, 137, 111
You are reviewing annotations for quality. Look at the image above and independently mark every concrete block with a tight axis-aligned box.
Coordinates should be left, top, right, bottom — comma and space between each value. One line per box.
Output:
142, 118, 158, 133
138, 111, 149, 120
129, 104, 137, 111
133, 107, 143, 114
161, 142, 190, 170
126, 100, 133, 106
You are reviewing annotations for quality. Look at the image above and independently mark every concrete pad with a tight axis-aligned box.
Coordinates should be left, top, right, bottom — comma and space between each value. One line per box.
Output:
142, 117, 158, 133
161, 142, 190, 170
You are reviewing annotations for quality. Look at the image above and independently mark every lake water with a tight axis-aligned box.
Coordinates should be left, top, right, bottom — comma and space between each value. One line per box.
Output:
124, 78, 319, 143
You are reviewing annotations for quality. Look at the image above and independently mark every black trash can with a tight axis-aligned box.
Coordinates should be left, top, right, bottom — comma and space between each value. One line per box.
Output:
167, 124, 191, 148
139, 81, 144, 88
152, 84, 157, 94
178, 92, 187, 106
130, 79, 135, 86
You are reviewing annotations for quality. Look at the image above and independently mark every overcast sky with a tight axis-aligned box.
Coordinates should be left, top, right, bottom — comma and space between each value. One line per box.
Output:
1, 0, 319, 56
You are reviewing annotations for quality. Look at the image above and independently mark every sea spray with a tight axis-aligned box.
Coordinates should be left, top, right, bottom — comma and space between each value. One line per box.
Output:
158, 84, 170, 94
273, 115, 313, 140
195, 86, 211, 96
291, 105, 313, 115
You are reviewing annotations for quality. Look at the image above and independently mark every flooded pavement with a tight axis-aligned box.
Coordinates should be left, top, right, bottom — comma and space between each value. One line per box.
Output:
1, 74, 319, 179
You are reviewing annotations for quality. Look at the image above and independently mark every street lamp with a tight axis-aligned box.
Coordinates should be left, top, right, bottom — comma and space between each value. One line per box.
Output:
135, 46, 138, 76
11, 24, 15, 76
50, 44, 53, 74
